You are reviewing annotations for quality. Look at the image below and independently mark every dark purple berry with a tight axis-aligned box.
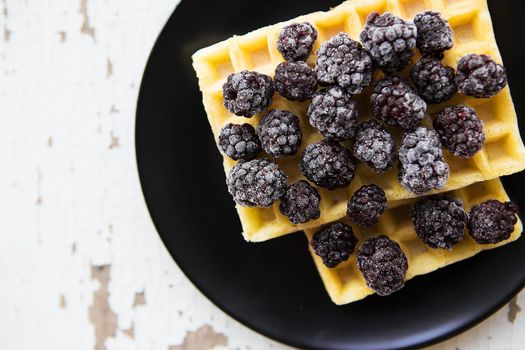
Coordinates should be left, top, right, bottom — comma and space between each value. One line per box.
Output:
223, 70, 274, 117
456, 54, 507, 98
257, 110, 302, 159
414, 11, 453, 55
352, 120, 395, 173
311, 223, 357, 268
218, 123, 261, 161
277, 22, 318, 62
279, 180, 321, 224
411, 56, 457, 104
274, 61, 317, 101
347, 185, 387, 228
468, 200, 519, 244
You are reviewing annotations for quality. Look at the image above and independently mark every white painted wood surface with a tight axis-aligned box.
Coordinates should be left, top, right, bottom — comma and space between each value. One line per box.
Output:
0, 1, 522, 349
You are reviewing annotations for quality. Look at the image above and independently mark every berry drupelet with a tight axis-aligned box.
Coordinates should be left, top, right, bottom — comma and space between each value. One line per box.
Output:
277, 22, 318, 62
360, 12, 417, 74
352, 120, 395, 173
468, 200, 519, 244
456, 54, 507, 98
307, 86, 358, 141
223, 70, 274, 117
274, 61, 317, 101
414, 11, 453, 56
300, 140, 356, 190
218, 123, 261, 161
412, 195, 467, 250
370, 76, 427, 130
279, 180, 321, 224
411, 56, 457, 104
257, 109, 302, 159
315, 32, 374, 94
311, 223, 358, 268
226, 158, 287, 207
433, 105, 485, 158
357, 235, 408, 296
398, 127, 449, 194
347, 185, 387, 228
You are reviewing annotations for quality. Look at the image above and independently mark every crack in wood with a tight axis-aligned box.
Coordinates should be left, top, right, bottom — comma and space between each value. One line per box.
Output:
79, 0, 95, 40
168, 325, 228, 350
89, 265, 117, 350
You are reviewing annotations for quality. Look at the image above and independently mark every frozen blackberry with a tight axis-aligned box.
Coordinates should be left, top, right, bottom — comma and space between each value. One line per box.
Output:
398, 127, 449, 194
315, 32, 374, 94
412, 195, 467, 250
352, 120, 395, 173
277, 22, 318, 62
274, 61, 317, 101
360, 12, 417, 73
310, 223, 358, 268
257, 110, 302, 159
414, 11, 453, 56
433, 105, 485, 158
468, 200, 519, 244
223, 70, 274, 117
300, 140, 356, 190
357, 235, 408, 296
411, 56, 457, 104
347, 185, 387, 228
279, 180, 321, 224
226, 158, 287, 207
218, 123, 261, 161
307, 86, 358, 141
370, 76, 427, 130
456, 54, 507, 98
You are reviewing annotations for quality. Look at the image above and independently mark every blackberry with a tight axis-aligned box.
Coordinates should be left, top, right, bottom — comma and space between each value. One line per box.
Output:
279, 180, 321, 224
300, 140, 356, 190
456, 54, 507, 98
370, 76, 427, 130
360, 12, 417, 73
307, 86, 358, 141
468, 200, 519, 244
277, 22, 318, 62
411, 56, 457, 104
310, 223, 358, 268
347, 185, 387, 228
412, 195, 467, 250
352, 120, 395, 173
357, 235, 408, 296
398, 127, 449, 194
218, 123, 261, 161
315, 32, 374, 94
274, 61, 317, 101
433, 105, 485, 158
257, 110, 302, 159
223, 70, 274, 117
414, 11, 453, 56
226, 158, 287, 207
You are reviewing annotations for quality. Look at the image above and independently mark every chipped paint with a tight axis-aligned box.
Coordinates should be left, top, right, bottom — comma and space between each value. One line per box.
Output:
169, 325, 228, 350
110, 105, 119, 113
2, 0, 10, 42
59, 294, 66, 308
79, 0, 95, 39
36, 168, 42, 206
109, 132, 119, 149
122, 324, 134, 339
48, 136, 53, 147
89, 265, 117, 350
133, 291, 145, 307
106, 58, 113, 78
508, 297, 522, 323
71, 242, 77, 254
58, 31, 66, 43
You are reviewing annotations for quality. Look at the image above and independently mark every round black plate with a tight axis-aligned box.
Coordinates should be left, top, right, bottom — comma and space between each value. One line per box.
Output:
136, 1, 525, 349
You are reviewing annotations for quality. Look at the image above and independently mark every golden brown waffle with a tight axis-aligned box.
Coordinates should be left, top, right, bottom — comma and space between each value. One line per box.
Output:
192, 0, 525, 242
304, 178, 523, 305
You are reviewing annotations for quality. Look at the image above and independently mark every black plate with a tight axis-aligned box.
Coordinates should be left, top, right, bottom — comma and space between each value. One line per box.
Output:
136, 1, 525, 349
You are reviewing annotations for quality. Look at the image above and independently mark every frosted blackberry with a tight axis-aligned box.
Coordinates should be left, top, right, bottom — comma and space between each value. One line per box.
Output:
347, 185, 387, 228
274, 61, 317, 101
352, 120, 395, 173
300, 140, 356, 190
370, 76, 427, 130
218, 123, 261, 161
468, 200, 519, 244
223, 71, 274, 117
307, 86, 358, 141
360, 12, 417, 73
277, 22, 318, 62
456, 54, 507, 98
398, 127, 449, 194
414, 11, 453, 56
279, 180, 321, 224
257, 110, 302, 159
412, 195, 467, 250
311, 223, 357, 268
434, 105, 485, 158
357, 235, 408, 296
226, 159, 287, 207
411, 56, 457, 104
315, 32, 374, 94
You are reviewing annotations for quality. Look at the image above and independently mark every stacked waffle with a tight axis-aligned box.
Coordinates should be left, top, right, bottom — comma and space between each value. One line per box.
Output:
192, 0, 525, 304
